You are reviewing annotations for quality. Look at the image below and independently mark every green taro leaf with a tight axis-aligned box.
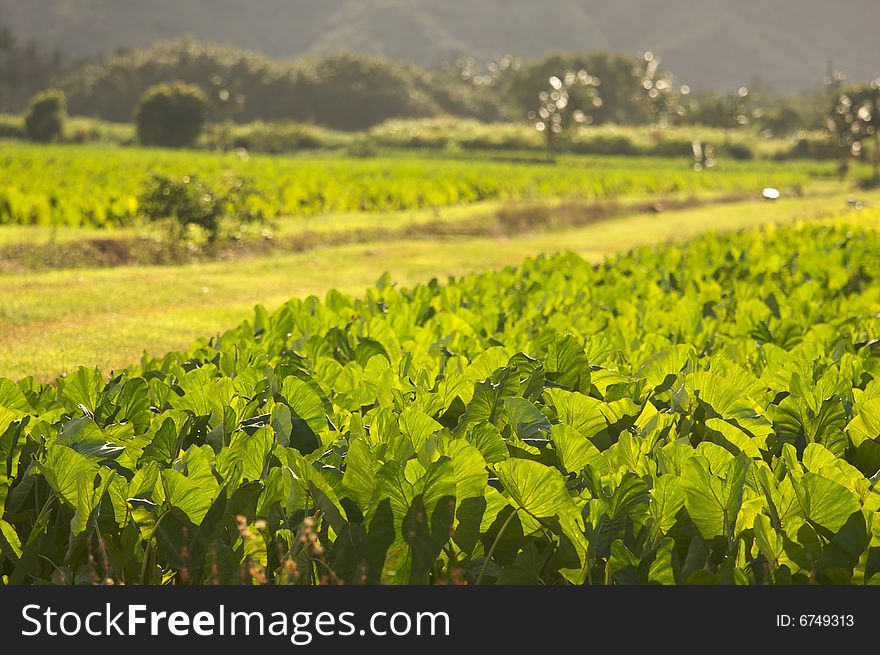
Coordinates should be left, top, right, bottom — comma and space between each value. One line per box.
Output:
496, 458, 570, 519
343, 438, 380, 508
0, 379, 31, 413
649, 474, 686, 542
680, 453, 749, 540
280, 377, 328, 454
793, 473, 861, 533
0, 518, 22, 561
550, 423, 602, 474
544, 388, 607, 443
38, 444, 99, 509
57, 367, 103, 414
466, 421, 508, 464
504, 397, 552, 442
162, 469, 214, 525
544, 333, 591, 393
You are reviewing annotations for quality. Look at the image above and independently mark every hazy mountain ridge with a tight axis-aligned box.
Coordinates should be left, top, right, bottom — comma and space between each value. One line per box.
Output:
3, 0, 878, 91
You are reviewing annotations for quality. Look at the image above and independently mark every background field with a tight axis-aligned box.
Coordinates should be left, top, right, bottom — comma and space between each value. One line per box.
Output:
0, 141, 832, 228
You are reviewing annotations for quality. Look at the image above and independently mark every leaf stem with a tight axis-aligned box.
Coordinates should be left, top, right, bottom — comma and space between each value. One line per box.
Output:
475, 507, 519, 585
140, 510, 171, 585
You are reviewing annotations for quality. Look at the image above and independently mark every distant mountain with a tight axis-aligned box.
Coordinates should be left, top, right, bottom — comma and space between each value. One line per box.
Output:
3, 0, 878, 91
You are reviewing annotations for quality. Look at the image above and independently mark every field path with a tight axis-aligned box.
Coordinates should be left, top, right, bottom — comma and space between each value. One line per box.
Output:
1, 189, 876, 381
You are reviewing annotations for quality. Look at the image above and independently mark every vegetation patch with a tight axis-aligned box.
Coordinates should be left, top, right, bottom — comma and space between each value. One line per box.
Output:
0, 220, 877, 585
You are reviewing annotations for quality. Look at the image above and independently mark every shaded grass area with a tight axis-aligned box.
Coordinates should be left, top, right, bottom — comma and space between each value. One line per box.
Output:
2, 188, 878, 381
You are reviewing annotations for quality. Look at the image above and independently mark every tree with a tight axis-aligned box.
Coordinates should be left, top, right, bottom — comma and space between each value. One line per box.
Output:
137, 173, 264, 248
504, 53, 646, 125
828, 81, 880, 182
24, 89, 66, 142
0, 28, 65, 113
135, 81, 209, 148
637, 52, 689, 128
527, 70, 601, 160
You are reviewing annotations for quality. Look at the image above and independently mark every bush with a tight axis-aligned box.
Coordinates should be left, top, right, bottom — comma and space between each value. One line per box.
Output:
137, 173, 264, 248
24, 89, 66, 142
212, 121, 353, 153
0, 114, 25, 139
135, 82, 208, 148
647, 138, 695, 158
568, 134, 640, 156
783, 136, 841, 161
718, 141, 754, 160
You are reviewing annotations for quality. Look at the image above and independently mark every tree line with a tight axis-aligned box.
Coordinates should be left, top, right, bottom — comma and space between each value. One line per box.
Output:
2, 26, 877, 179
0, 29, 832, 134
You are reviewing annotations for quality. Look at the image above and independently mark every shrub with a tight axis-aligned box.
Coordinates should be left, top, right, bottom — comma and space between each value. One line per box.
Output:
784, 136, 844, 161
568, 134, 639, 156
137, 173, 264, 247
24, 89, 66, 142
719, 141, 754, 160
135, 82, 209, 148
0, 113, 25, 139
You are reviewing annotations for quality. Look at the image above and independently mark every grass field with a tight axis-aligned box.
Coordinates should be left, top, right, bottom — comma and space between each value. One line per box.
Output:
2, 186, 876, 380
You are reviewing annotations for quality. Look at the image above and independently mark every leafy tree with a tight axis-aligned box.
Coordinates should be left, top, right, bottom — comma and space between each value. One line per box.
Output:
24, 88, 66, 142
0, 27, 65, 113
504, 53, 647, 125
637, 51, 689, 128
828, 82, 880, 182
61, 40, 502, 129
135, 81, 209, 148
527, 70, 601, 159
137, 173, 264, 248
301, 53, 437, 131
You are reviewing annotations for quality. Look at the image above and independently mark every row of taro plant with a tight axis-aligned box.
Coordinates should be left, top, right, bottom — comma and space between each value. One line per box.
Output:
0, 217, 879, 584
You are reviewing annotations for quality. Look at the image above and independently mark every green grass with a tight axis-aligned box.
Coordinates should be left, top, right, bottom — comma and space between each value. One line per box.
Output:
2, 188, 877, 381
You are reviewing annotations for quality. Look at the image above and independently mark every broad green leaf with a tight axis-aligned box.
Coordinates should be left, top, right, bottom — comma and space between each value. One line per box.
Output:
71, 468, 116, 536
343, 438, 380, 508
162, 469, 213, 524
0, 519, 22, 561
680, 453, 749, 540
172, 366, 236, 418
634, 345, 695, 390
38, 444, 98, 509
433, 437, 487, 501
648, 538, 677, 585
399, 408, 442, 452
140, 416, 179, 464
466, 421, 508, 464
753, 514, 785, 567
544, 333, 591, 393
793, 473, 861, 533
280, 376, 328, 453
544, 388, 607, 441
550, 423, 602, 474
650, 475, 686, 541
57, 367, 103, 414
218, 426, 273, 482
496, 458, 570, 519
504, 397, 552, 441
0, 379, 31, 412
704, 417, 763, 459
